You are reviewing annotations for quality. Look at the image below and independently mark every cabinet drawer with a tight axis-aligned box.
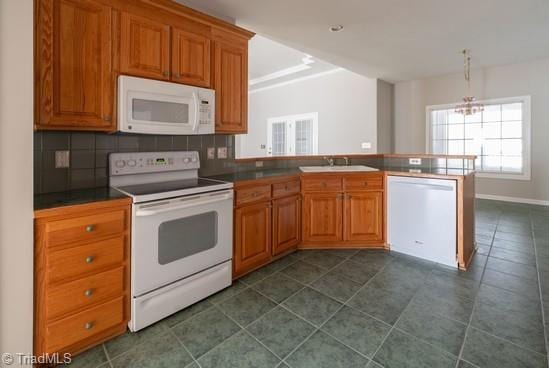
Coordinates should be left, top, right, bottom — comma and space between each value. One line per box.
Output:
302, 177, 342, 192
235, 184, 272, 206
47, 236, 125, 283
272, 180, 300, 198
47, 267, 124, 320
45, 297, 124, 353
344, 175, 384, 191
45, 210, 126, 248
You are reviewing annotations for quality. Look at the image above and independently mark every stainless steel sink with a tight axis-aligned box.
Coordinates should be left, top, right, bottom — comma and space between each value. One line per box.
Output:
299, 165, 379, 172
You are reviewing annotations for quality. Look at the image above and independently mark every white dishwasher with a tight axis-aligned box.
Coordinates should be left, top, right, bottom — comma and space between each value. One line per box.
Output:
387, 175, 457, 268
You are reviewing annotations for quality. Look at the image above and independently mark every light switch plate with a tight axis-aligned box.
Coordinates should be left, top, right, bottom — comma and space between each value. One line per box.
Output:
217, 147, 228, 159
361, 142, 372, 149
207, 147, 215, 160
55, 150, 70, 168
409, 158, 422, 165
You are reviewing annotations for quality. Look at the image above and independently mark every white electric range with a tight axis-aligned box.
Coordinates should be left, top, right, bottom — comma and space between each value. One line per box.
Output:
109, 151, 233, 331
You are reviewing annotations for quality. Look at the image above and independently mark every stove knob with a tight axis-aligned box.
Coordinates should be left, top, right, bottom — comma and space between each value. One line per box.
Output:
191, 157, 197, 162
183, 158, 190, 163
127, 159, 136, 167
115, 160, 125, 168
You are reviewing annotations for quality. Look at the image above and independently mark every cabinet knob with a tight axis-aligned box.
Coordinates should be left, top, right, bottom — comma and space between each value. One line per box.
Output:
364, 182, 369, 186
84, 322, 94, 330
86, 224, 95, 232
85, 255, 94, 264
84, 289, 93, 297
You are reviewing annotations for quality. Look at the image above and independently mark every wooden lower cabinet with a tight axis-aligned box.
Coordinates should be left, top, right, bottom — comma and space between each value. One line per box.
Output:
34, 199, 131, 357
272, 195, 301, 256
344, 191, 383, 242
302, 193, 343, 243
234, 201, 272, 277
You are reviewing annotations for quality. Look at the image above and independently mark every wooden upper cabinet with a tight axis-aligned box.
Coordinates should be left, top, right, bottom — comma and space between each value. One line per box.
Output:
272, 195, 301, 256
302, 193, 343, 243
344, 191, 384, 242
234, 201, 272, 277
35, 0, 114, 131
213, 39, 248, 134
120, 13, 170, 80
171, 28, 211, 87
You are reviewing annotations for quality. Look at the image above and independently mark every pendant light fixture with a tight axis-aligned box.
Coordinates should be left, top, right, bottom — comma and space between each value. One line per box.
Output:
455, 49, 484, 115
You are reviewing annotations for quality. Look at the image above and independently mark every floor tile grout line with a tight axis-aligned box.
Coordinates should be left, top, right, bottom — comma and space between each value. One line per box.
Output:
453, 205, 499, 368
101, 343, 113, 367
278, 253, 397, 366
169, 328, 203, 368
529, 210, 549, 366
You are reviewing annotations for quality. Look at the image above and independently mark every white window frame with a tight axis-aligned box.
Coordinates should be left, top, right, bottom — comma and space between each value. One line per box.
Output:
425, 96, 531, 180
267, 112, 318, 156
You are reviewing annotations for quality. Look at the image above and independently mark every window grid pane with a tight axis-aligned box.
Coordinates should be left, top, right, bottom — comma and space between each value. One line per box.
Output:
429, 102, 524, 175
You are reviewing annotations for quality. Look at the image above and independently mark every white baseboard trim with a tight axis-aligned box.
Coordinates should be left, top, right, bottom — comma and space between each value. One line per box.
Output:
476, 193, 549, 206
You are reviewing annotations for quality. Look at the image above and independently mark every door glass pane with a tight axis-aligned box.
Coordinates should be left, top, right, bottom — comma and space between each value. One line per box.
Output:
295, 119, 313, 155
448, 140, 464, 155
431, 110, 448, 125
501, 156, 522, 172
483, 104, 501, 122
448, 124, 464, 139
483, 156, 501, 171
483, 139, 501, 155
465, 139, 481, 155
432, 140, 447, 154
464, 123, 481, 139
271, 122, 287, 156
158, 212, 217, 265
432, 124, 447, 140
501, 121, 522, 138
482, 122, 501, 139
133, 99, 190, 124
448, 110, 464, 124
501, 139, 522, 156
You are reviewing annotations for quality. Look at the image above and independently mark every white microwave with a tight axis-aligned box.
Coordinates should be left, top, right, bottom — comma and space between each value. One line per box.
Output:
118, 75, 215, 135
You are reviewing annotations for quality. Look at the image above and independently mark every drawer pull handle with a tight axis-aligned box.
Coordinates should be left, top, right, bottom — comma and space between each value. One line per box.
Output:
84, 289, 93, 297
85, 256, 94, 264
86, 225, 95, 232
84, 322, 94, 330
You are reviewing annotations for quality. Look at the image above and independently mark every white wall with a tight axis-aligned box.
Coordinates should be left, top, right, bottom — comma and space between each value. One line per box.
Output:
377, 80, 394, 153
394, 59, 549, 202
237, 69, 378, 158
0, 0, 34, 360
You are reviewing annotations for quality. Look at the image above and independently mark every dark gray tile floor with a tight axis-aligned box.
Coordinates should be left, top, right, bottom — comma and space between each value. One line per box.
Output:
68, 199, 549, 368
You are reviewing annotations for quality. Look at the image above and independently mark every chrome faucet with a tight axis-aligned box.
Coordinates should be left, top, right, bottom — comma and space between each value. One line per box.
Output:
323, 156, 334, 167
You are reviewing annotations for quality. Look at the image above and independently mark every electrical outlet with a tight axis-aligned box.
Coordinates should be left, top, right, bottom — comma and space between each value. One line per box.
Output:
255, 161, 264, 168
55, 151, 70, 168
409, 158, 422, 165
361, 142, 372, 149
217, 147, 228, 159
207, 147, 215, 159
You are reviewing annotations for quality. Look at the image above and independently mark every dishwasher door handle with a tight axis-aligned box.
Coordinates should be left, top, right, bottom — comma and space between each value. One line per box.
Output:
389, 181, 455, 191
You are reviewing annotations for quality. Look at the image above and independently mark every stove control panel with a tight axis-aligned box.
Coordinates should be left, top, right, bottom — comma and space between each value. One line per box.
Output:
109, 151, 200, 176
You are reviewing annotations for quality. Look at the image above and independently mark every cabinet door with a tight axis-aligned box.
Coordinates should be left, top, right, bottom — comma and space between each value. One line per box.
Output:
35, 0, 114, 131
234, 201, 271, 277
171, 28, 211, 87
302, 193, 343, 243
213, 40, 248, 133
344, 191, 383, 242
272, 195, 301, 256
120, 13, 170, 80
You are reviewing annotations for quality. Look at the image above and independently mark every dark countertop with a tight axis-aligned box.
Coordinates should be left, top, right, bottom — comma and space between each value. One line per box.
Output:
206, 166, 474, 183
34, 166, 474, 211
206, 168, 303, 183
34, 187, 129, 212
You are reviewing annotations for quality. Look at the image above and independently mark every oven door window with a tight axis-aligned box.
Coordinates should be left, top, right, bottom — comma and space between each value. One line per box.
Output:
132, 98, 190, 125
157, 212, 218, 265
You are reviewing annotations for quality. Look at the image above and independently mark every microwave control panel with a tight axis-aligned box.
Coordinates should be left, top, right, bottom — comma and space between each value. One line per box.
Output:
198, 91, 214, 125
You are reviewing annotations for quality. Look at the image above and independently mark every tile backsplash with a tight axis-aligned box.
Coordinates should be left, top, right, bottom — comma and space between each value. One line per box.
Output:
34, 132, 236, 194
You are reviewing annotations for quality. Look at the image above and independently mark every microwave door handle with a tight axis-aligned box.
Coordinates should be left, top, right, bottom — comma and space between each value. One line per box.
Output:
135, 192, 232, 217
192, 92, 200, 132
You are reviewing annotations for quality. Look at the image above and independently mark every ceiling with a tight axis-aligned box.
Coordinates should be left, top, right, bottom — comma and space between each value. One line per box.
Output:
176, 0, 549, 82
248, 35, 339, 91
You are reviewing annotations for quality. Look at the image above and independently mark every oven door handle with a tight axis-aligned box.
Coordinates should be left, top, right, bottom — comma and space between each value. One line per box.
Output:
135, 191, 232, 217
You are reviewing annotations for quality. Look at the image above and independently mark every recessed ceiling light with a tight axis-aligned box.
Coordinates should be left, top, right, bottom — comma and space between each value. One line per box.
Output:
329, 25, 344, 32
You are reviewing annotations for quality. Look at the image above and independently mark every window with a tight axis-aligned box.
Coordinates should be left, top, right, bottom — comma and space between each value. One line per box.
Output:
267, 113, 318, 156
426, 96, 531, 180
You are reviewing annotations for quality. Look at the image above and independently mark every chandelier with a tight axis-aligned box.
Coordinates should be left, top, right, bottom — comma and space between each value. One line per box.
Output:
455, 49, 484, 115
